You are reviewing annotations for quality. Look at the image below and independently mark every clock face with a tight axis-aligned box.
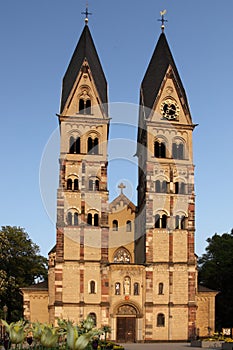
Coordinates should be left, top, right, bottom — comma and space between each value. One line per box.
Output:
161, 99, 179, 120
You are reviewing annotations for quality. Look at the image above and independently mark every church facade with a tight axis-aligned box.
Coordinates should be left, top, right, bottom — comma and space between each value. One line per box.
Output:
22, 20, 217, 342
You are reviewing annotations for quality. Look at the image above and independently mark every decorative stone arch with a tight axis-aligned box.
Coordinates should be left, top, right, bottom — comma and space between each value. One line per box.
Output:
113, 300, 142, 318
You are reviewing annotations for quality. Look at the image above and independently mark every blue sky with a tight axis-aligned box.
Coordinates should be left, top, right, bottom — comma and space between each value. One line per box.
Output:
1, 1, 233, 258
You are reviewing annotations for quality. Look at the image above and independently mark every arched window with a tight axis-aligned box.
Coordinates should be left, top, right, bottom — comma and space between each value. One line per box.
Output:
154, 141, 166, 158
158, 282, 164, 295
67, 212, 72, 226
69, 136, 75, 154
69, 136, 80, 154
87, 137, 99, 155
113, 248, 131, 263
161, 214, 167, 228
157, 313, 165, 327
79, 99, 85, 114
67, 211, 79, 226
89, 312, 96, 326
89, 178, 100, 191
94, 214, 99, 227
172, 142, 184, 160
67, 178, 72, 190
93, 138, 99, 154
74, 179, 79, 191
75, 137, 80, 154
155, 180, 167, 193
87, 213, 92, 225
90, 280, 96, 294
155, 214, 160, 228
79, 98, 91, 115
126, 220, 132, 232
88, 137, 93, 153
134, 282, 139, 295
155, 214, 167, 229
175, 215, 186, 229
175, 182, 186, 194
74, 212, 79, 226
115, 282, 121, 295
86, 99, 91, 114
113, 220, 118, 231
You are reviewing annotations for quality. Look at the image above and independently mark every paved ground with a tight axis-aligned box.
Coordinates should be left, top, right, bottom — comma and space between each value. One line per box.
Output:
120, 343, 220, 350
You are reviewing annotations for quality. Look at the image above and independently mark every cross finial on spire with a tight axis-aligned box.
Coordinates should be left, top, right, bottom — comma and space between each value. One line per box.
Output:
118, 182, 126, 194
81, 2, 92, 25
158, 9, 168, 32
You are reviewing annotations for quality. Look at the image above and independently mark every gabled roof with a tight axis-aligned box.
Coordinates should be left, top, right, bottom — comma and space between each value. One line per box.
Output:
110, 193, 136, 213
140, 32, 189, 114
60, 24, 108, 115
21, 280, 48, 291
198, 285, 219, 293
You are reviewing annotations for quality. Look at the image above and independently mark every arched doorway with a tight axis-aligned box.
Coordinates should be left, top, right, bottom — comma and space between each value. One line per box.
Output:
116, 304, 137, 343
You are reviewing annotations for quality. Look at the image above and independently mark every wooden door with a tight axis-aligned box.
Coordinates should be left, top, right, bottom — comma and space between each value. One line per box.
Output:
117, 317, 135, 342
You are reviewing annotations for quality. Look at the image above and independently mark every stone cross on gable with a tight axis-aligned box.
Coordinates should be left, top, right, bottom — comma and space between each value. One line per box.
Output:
118, 182, 126, 194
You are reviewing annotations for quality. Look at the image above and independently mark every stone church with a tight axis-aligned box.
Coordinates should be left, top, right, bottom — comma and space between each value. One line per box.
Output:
22, 18, 217, 342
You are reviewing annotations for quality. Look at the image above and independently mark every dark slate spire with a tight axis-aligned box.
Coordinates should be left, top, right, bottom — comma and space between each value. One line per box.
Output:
140, 32, 189, 114
60, 25, 108, 115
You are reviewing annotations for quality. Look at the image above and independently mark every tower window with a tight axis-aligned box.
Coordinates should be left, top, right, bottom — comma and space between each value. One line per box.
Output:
172, 142, 184, 160
175, 215, 186, 230
87, 213, 99, 226
67, 178, 79, 191
67, 178, 72, 190
74, 212, 79, 226
88, 137, 99, 155
66, 211, 79, 226
155, 180, 167, 193
94, 213, 99, 226
154, 141, 166, 158
157, 313, 165, 327
67, 212, 72, 226
126, 220, 132, 232
74, 179, 79, 191
87, 213, 92, 225
175, 182, 186, 194
155, 214, 167, 229
89, 178, 100, 191
113, 220, 118, 231
79, 98, 91, 114
69, 136, 80, 154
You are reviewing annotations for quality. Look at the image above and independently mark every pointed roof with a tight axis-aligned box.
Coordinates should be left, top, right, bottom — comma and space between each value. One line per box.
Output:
60, 25, 108, 115
140, 32, 189, 114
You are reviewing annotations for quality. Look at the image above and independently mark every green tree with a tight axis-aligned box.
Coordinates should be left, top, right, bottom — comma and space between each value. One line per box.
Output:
198, 229, 233, 330
0, 226, 47, 321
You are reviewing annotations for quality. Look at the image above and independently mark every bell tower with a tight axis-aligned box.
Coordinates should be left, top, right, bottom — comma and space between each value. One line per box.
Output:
136, 27, 197, 340
49, 20, 110, 324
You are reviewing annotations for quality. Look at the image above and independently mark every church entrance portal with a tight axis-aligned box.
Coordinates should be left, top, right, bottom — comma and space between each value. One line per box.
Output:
116, 304, 137, 343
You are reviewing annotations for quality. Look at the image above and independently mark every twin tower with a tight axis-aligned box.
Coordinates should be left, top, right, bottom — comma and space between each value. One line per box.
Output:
47, 20, 205, 342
